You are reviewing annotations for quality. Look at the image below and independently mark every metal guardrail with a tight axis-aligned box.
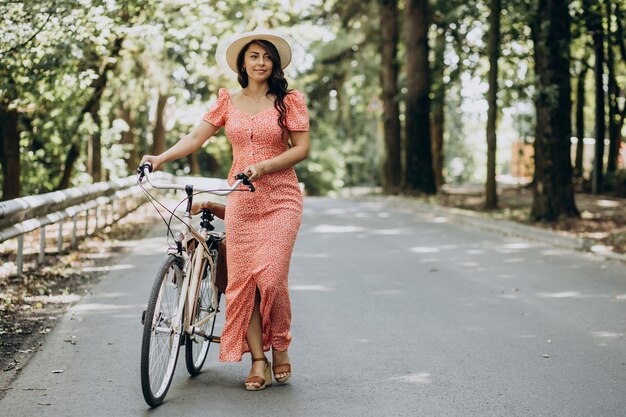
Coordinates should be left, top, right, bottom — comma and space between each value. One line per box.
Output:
0, 173, 265, 276
0, 175, 147, 276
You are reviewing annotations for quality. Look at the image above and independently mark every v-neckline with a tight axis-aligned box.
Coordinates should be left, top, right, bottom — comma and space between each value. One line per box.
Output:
227, 92, 276, 117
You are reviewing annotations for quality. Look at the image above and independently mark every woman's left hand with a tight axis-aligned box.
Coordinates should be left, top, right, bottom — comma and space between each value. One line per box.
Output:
244, 162, 268, 182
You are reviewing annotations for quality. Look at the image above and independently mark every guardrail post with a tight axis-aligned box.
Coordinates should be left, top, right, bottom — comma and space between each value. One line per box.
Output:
39, 227, 46, 264
85, 209, 89, 236
57, 221, 63, 253
94, 206, 99, 231
17, 234, 24, 276
72, 215, 78, 247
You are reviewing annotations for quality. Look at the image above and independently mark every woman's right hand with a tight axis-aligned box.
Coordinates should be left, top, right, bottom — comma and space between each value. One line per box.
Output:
140, 154, 163, 171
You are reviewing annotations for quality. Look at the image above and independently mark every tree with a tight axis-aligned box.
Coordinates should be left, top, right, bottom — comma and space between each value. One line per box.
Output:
573, 57, 590, 178
0, 108, 20, 200
379, 0, 402, 193
605, 0, 624, 176
404, 0, 436, 194
530, 0, 578, 220
485, 0, 501, 210
583, 0, 605, 194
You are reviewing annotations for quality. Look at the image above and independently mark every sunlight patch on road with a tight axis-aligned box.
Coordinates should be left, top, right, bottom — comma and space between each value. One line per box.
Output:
92, 292, 129, 299
310, 224, 365, 233
432, 216, 449, 223
71, 303, 138, 312
388, 372, 432, 385
503, 242, 531, 249
592, 331, 624, 338
537, 291, 582, 299
371, 229, 404, 235
410, 246, 440, 253
81, 264, 134, 273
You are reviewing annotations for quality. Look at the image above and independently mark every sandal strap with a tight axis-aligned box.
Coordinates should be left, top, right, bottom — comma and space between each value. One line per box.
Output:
251, 357, 267, 363
245, 376, 266, 385
273, 363, 291, 374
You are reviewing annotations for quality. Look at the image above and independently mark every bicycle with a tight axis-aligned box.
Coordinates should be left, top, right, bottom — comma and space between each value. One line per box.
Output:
136, 163, 255, 408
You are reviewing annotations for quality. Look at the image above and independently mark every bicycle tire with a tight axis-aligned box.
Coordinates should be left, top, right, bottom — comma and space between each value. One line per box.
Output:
185, 256, 219, 376
140, 254, 184, 408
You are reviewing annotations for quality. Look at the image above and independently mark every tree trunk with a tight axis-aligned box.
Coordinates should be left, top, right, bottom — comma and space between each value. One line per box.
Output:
0, 106, 20, 200
485, 0, 501, 210
606, 0, 619, 175
379, 0, 402, 193
87, 99, 102, 182
119, 106, 137, 174
152, 94, 168, 156
431, 26, 446, 189
591, 30, 605, 194
574, 63, 588, 177
530, 0, 578, 220
189, 151, 201, 175
57, 143, 80, 191
404, 0, 435, 194
583, 0, 605, 194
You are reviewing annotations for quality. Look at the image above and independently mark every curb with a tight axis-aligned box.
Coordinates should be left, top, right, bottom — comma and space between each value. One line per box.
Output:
360, 195, 626, 264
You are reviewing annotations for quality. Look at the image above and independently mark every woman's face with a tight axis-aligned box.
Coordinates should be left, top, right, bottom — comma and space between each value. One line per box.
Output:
243, 43, 273, 83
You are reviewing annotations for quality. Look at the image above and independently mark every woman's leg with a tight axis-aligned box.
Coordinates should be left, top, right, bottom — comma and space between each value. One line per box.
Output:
245, 289, 266, 389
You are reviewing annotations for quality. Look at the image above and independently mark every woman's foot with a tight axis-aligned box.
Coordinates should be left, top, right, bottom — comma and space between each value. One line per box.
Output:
245, 357, 272, 391
272, 349, 291, 383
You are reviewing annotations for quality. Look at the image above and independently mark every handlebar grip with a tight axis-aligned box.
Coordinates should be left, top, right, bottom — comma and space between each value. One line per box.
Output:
138, 162, 153, 174
234, 173, 255, 192
137, 162, 153, 181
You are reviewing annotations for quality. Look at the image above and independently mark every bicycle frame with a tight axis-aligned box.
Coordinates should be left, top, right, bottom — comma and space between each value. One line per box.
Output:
138, 164, 254, 342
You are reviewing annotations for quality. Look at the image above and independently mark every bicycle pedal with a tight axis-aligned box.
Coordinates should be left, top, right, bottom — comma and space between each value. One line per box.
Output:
141, 310, 146, 325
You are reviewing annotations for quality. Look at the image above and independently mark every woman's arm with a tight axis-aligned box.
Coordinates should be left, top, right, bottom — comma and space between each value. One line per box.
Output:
244, 130, 310, 181
140, 121, 220, 170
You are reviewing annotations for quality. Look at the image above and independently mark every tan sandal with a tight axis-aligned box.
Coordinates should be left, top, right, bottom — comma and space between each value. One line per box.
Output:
245, 357, 272, 391
273, 363, 291, 384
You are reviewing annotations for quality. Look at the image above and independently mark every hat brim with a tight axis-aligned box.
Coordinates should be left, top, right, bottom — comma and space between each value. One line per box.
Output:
216, 29, 293, 74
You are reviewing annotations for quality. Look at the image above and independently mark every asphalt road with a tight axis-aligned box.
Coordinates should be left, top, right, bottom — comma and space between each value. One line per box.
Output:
1, 196, 625, 417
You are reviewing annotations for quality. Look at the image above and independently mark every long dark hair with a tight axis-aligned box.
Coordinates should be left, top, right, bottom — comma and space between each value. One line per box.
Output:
236, 40, 291, 139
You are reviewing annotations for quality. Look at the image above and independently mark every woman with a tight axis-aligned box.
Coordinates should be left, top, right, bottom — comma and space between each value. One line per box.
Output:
141, 28, 309, 391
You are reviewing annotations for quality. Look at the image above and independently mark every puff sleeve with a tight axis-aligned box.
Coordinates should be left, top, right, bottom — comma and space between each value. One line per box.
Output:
202, 88, 229, 127
285, 89, 310, 132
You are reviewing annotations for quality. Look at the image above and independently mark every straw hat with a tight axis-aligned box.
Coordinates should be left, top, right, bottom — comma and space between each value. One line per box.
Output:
216, 28, 293, 74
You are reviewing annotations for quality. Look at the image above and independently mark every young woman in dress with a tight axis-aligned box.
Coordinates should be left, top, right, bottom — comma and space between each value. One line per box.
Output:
141, 28, 309, 391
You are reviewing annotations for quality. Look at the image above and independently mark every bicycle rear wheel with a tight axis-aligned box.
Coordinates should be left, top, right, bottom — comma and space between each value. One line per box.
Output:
140, 255, 184, 408
185, 257, 219, 376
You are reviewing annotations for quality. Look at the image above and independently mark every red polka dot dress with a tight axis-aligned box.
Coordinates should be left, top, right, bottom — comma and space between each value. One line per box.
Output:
203, 88, 309, 362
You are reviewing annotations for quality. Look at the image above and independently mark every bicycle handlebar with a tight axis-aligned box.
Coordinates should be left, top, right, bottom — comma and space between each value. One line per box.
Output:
137, 162, 255, 195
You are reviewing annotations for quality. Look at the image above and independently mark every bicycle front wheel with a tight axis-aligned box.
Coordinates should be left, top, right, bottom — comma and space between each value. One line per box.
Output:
185, 258, 219, 376
140, 255, 184, 408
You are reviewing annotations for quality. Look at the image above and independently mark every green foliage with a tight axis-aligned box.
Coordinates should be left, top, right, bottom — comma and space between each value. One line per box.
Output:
1, 0, 624, 199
